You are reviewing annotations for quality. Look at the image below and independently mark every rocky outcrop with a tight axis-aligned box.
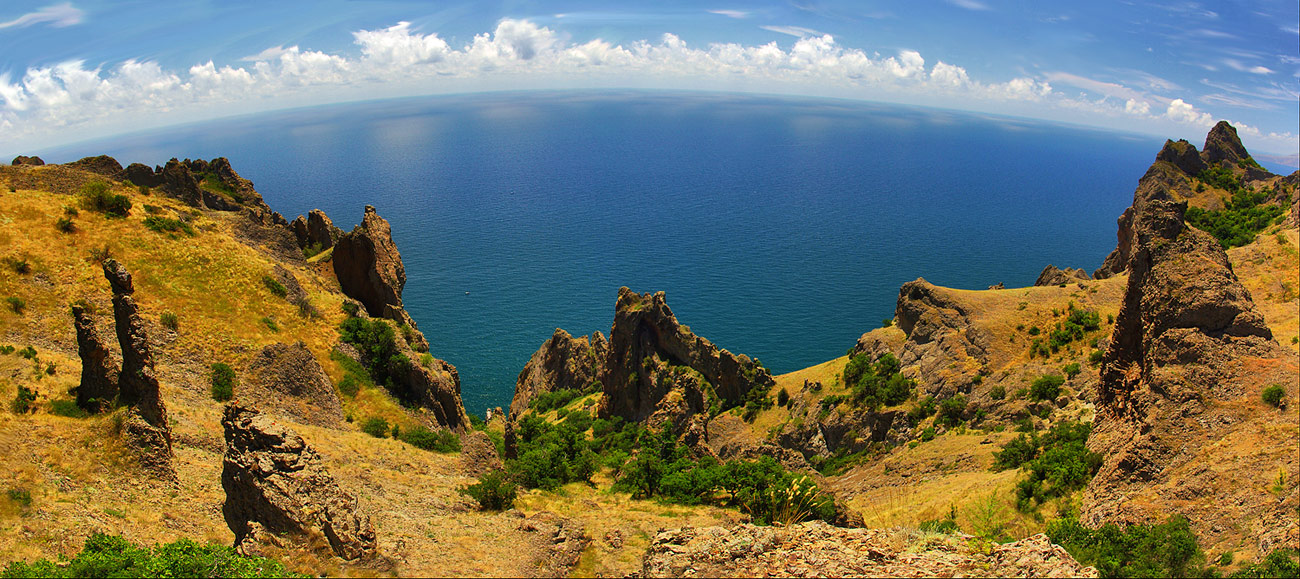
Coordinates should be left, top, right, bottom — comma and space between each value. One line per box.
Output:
159, 159, 204, 207
290, 209, 343, 251
333, 206, 409, 321
641, 523, 1097, 578
511, 329, 606, 419
67, 155, 123, 177
11, 155, 44, 166
600, 288, 774, 433
1035, 265, 1091, 287
71, 304, 119, 413
1083, 135, 1297, 551
1155, 139, 1207, 176
887, 279, 989, 399
519, 512, 590, 577
1200, 120, 1251, 167
1093, 161, 1195, 279
103, 259, 173, 478
123, 163, 163, 188
221, 403, 378, 562
243, 342, 344, 429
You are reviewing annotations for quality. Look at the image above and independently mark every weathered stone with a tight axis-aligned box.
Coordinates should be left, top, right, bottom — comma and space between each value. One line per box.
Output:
600, 287, 775, 432
11, 155, 44, 166
67, 155, 123, 177
123, 163, 163, 188
290, 216, 310, 248
512, 329, 606, 420
1201, 120, 1251, 166
222, 403, 378, 561
306, 209, 341, 250
333, 205, 406, 320
1094, 161, 1195, 279
1155, 139, 1207, 176
1035, 264, 1091, 287
71, 304, 119, 413
243, 342, 344, 429
518, 511, 590, 578
889, 279, 990, 399
159, 159, 204, 207
102, 259, 173, 478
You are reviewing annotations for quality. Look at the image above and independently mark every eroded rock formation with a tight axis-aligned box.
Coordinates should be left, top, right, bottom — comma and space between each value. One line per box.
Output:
103, 259, 173, 478
641, 523, 1097, 578
1034, 264, 1091, 287
67, 155, 123, 177
519, 512, 590, 578
244, 342, 344, 429
512, 328, 606, 419
600, 287, 775, 433
1154, 138, 1207, 176
221, 403, 378, 562
1083, 126, 1298, 553
1200, 120, 1251, 167
71, 303, 119, 413
123, 163, 163, 188
333, 205, 408, 320
11, 155, 44, 166
887, 278, 990, 399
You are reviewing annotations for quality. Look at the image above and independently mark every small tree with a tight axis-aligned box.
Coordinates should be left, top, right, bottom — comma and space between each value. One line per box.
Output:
1030, 374, 1064, 401
210, 363, 235, 401
459, 470, 517, 511
1262, 384, 1285, 408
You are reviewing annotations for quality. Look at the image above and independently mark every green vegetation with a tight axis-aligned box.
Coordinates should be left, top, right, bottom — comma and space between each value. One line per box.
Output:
1187, 167, 1288, 248
142, 216, 196, 237
992, 421, 1101, 512
841, 352, 913, 411
509, 413, 598, 490
260, 316, 279, 333
1030, 374, 1065, 402
330, 350, 374, 398
989, 385, 1006, 400
338, 317, 417, 404
3, 256, 30, 274
1261, 384, 1285, 408
196, 172, 244, 203
160, 311, 179, 332
919, 505, 960, 534
398, 425, 460, 453
459, 470, 517, 511
1047, 515, 1205, 578
210, 363, 235, 402
50, 399, 88, 418
55, 217, 76, 233
79, 181, 131, 218
11, 385, 36, 414
0, 533, 301, 578
261, 275, 288, 298
6, 488, 32, 508
936, 395, 967, 427
1031, 304, 1102, 357
361, 417, 390, 438
1228, 549, 1300, 578
5, 297, 25, 314
1062, 362, 1081, 379
530, 389, 583, 413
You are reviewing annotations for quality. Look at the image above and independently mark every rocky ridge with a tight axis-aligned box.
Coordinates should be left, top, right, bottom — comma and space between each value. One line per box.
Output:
243, 342, 346, 429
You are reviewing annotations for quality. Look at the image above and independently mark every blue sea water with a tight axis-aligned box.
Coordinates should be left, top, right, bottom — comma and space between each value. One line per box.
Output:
43, 91, 1163, 415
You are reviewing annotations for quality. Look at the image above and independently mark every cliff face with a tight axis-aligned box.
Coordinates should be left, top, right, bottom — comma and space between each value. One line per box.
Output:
333, 206, 408, 321
1083, 125, 1299, 555
511, 328, 606, 420
600, 287, 775, 432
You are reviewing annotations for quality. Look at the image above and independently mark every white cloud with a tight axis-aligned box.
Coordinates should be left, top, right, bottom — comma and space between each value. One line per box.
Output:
1, 18, 1295, 157
0, 2, 83, 29
946, 0, 991, 11
708, 10, 748, 19
760, 25, 823, 38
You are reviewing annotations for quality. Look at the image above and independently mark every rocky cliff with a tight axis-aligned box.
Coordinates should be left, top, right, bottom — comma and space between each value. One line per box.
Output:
1083, 124, 1299, 557
600, 287, 775, 433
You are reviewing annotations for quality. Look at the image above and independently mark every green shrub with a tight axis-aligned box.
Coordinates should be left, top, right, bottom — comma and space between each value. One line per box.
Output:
0, 345, 13, 355
79, 181, 131, 218
338, 317, 416, 403
142, 204, 163, 214
919, 426, 936, 442
1030, 374, 1065, 401
1262, 384, 1285, 408
1185, 178, 1287, 248
160, 312, 178, 331
919, 505, 960, 534
50, 399, 88, 418
6, 297, 25, 314
841, 352, 913, 411
1062, 363, 1081, 379
55, 217, 76, 233
260, 317, 279, 333
459, 470, 517, 511
2, 257, 30, 274
992, 432, 1038, 471
908, 395, 937, 423
1089, 349, 1104, 365
399, 425, 460, 453
1047, 515, 1205, 578
937, 395, 967, 426
777, 387, 790, 407
509, 414, 597, 490
989, 385, 1006, 401
17, 346, 36, 360
261, 275, 287, 298
338, 375, 361, 397
361, 417, 389, 438
1007, 421, 1102, 511
6, 488, 32, 508
1228, 549, 1300, 578
341, 301, 360, 317
11, 386, 36, 414
529, 389, 581, 413
0, 533, 302, 578
210, 363, 235, 402
142, 216, 195, 237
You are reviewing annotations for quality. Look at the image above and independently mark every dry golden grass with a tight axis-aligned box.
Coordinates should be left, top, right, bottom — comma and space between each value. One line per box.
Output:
1228, 226, 1300, 352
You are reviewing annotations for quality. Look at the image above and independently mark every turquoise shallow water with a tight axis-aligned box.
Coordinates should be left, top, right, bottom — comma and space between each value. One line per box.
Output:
44, 91, 1163, 414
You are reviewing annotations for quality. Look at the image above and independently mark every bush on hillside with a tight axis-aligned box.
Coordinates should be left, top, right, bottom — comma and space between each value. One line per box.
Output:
79, 181, 131, 218
1030, 374, 1064, 401
399, 425, 460, 453
0, 533, 302, 578
361, 417, 390, 438
1047, 515, 1205, 579
1262, 384, 1285, 408
210, 363, 235, 402
459, 470, 517, 511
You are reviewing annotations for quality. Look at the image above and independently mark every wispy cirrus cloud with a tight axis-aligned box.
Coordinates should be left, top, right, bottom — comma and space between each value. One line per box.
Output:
759, 25, 824, 37
946, 0, 991, 11
708, 9, 749, 19
0, 2, 83, 29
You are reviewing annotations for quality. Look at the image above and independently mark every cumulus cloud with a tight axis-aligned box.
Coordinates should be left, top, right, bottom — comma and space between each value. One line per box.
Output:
0, 2, 83, 29
1, 17, 1294, 156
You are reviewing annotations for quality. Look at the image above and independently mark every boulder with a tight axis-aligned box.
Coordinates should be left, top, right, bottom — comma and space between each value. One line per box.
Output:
123, 163, 163, 188
332, 206, 407, 320
102, 259, 173, 478
11, 155, 44, 166
221, 403, 378, 561
1155, 139, 1207, 176
243, 342, 344, 429
67, 155, 123, 177
71, 304, 119, 413
518, 512, 590, 578
1034, 264, 1091, 287
600, 287, 775, 432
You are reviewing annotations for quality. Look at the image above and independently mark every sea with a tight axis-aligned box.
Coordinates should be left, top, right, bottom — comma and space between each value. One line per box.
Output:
42, 90, 1171, 415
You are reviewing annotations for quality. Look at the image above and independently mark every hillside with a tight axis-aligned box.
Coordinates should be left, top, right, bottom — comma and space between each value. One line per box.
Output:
1, 120, 1297, 578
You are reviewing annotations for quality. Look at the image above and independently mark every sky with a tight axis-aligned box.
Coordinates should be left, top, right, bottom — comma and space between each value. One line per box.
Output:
1, 1, 1297, 159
